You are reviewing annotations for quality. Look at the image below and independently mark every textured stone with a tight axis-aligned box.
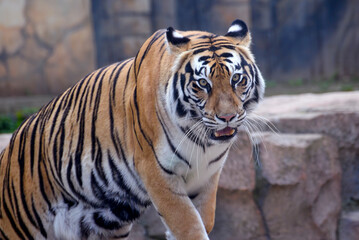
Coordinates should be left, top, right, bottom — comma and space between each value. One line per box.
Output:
8, 56, 36, 80
0, 63, 6, 78
213, 3, 251, 30
4, 56, 44, 95
0, 134, 12, 152
255, 91, 359, 208
65, 25, 95, 70
220, 132, 255, 191
121, 36, 147, 59
116, 16, 152, 35
21, 37, 49, 61
27, 0, 90, 45
108, 0, 151, 14
259, 133, 341, 240
339, 211, 359, 240
44, 25, 95, 94
137, 205, 166, 239
1, 28, 24, 55
128, 222, 146, 240
44, 43, 75, 93
210, 189, 267, 240
0, 0, 26, 28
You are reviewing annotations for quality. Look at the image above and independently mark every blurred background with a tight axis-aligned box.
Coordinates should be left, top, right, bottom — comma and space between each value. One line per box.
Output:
0, 0, 359, 239
0, 0, 357, 130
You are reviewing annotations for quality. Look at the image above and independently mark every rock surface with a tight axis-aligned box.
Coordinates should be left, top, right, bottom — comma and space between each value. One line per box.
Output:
0, 0, 95, 96
255, 91, 359, 210
258, 133, 341, 240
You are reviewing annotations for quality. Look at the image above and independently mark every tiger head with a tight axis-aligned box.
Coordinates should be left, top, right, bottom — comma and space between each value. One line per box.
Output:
165, 20, 265, 144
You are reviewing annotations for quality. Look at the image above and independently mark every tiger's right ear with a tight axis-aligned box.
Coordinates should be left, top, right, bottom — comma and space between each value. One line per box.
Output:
166, 27, 190, 53
225, 19, 251, 48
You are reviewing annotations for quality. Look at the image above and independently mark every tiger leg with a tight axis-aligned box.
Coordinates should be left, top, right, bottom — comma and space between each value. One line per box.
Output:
192, 170, 221, 234
136, 155, 209, 240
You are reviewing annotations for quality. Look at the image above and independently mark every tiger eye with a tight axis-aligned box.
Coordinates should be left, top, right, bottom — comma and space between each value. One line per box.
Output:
232, 73, 241, 83
198, 78, 208, 87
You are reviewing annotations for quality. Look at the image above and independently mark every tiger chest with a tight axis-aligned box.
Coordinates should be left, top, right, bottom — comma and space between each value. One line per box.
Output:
157, 137, 230, 195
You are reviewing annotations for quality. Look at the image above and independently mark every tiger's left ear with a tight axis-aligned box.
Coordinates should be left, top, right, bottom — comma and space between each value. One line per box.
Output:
166, 27, 190, 53
225, 19, 251, 48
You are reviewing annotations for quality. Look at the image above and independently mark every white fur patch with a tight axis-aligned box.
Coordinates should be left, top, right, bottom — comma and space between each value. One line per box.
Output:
228, 24, 242, 33
172, 30, 184, 39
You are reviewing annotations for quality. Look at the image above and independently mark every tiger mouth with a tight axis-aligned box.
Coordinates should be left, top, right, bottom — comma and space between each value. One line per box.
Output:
211, 127, 237, 141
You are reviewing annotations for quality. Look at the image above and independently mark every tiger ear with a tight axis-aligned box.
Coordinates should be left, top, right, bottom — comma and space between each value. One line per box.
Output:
166, 27, 190, 53
225, 19, 251, 48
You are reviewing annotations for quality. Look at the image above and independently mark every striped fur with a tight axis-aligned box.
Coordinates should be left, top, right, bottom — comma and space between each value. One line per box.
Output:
0, 19, 264, 240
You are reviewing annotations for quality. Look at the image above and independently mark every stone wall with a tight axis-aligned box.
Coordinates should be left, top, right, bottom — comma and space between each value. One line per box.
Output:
0, 0, 95, 96
91, 0, 250, 67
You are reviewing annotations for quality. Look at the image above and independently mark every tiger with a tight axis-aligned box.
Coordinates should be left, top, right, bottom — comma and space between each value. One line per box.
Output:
0, 19, 265, 240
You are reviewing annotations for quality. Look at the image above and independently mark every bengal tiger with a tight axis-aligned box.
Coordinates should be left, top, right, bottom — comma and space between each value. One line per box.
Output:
0, 19, 265, 240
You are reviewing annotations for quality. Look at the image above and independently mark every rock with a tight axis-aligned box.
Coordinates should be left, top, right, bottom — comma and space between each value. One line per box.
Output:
65, 24, 95, 72
339, 211, 359, 240
121, 36, 147, 60
44, 25, 95, 94
128, 222, 147, 240
212, 2, 251, 30
258, 133, 341, 240
0, 134, 12, 152
107, 0, 151, 14
210, 189, 267, 240
115, 16, 152, 35
7, 56, 38, 81
1, 28, 24, 55
0, 63, 6, 78
0, 0, 26, 28
255, 91, 359, 209
27, 0, 91, 46
220, 132, 255, 191
21, 37, 49, 61
137, 205, 166, 239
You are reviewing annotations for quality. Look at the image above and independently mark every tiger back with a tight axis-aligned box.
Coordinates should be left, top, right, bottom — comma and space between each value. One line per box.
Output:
0, 19, 264, 240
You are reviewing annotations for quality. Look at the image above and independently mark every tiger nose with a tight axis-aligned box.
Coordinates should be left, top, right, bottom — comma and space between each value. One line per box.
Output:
217, 113, 236, 122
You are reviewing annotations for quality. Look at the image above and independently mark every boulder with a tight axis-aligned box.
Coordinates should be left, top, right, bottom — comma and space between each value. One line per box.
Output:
258, 133, 341, 240
0, 134, 12, 152
255, 91, 359, 209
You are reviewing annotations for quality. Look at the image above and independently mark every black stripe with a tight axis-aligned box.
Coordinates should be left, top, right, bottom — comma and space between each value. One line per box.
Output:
112, 232, 130, 239
136, 31, 164, 78
2, 196, 26, 239
108, 92, 148, 195
0, 228, 10, 240
90, 67, 107, 106
220, 52, 233, 58
30, 116, 39, 177
107, 152, 150, 207
93, 212, 121, 230
112, 59, 132, 103
172, 73, 179, 101
91, 68, 105, 160
156, 110, 191, 168
94, 138, 107, 185
208, 148, 229, 166
133, 87, 174, 175
176, 100, 187, 117
11, 182, 35, 240
31, 197, 47, 238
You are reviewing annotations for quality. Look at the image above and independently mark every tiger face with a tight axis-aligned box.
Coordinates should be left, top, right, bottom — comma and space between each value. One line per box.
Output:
166, 20, 265, 144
